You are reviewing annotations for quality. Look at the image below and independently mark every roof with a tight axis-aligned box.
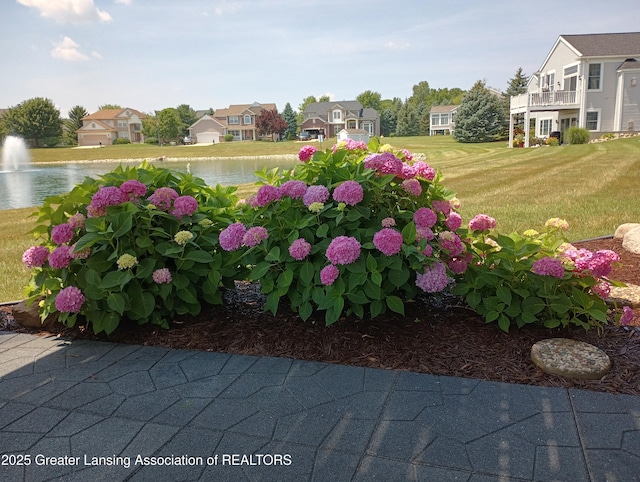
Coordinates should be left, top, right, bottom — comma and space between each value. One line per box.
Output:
82, 108, 146, 120
430, 105, 459, 114
214, 103, 277, 117
561, 32, 640, 57
618, 58, 640, 71
303, 101, 379, 119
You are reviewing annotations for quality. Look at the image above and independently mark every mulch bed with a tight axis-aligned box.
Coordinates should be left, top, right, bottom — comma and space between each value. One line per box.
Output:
2, 237, 639, 396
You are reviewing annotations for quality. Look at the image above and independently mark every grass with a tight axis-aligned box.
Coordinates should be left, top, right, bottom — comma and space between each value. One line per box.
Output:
2, 135, 639, 302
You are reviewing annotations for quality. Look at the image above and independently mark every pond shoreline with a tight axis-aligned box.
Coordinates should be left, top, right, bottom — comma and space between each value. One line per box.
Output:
31, 154, 298, 166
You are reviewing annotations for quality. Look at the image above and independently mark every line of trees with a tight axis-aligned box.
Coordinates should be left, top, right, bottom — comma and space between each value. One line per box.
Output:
1, 69, 530, 147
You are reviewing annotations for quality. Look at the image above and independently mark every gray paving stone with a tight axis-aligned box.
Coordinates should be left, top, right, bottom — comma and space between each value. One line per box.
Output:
172, 374, 237, 398
245, 385, 306, 417
319, 417, 378, 454
584, 449, 640, 482
282, 376, 336, 409
507, 412, 581, 447
218, 372, 287, 398
574, 412, 639, 449
466, 430, 535, 480
367, 419, 436, 461
190, 398, 258, 431
414, 436, 473, 472
48, 411, 106, 436
24, 436, 75, 481
108, 370, 156, 396
382, 390, 443, 420
354, 455, 417, 481
395, 371, 441, 392
178, 351, 232, 380
364, 367, 397, 391
273, 408, 342, 446
112, 387, 181, 421
0, 401, 36, 429
148, 362, 188, 389
44, 381, 114, 410
77, 391, 126, 417
0, 430, 43, 452
570, 388, 640, 413
151, 397, 212, 427
312, 448, 361, 482
534, 445, 589, 481
4, 405, 68, 433
244, 355, 292, 374
311, 363, 366, 398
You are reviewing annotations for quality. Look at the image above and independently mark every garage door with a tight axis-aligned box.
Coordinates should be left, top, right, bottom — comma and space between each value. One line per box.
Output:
196, 132, 220, 144
80, 134, 110, 146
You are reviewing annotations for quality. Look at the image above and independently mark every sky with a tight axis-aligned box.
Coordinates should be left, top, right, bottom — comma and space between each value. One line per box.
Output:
2, 0, 640, 118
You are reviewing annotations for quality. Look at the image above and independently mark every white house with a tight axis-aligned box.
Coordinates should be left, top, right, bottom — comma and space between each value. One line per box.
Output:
429, 105, 459, 136
336, 128, 369, 143
509, 32, 640, 147
188, 114, 225, 144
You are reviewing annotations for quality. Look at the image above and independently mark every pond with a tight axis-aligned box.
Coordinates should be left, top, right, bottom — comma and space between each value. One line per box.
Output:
0, 157, 298, 210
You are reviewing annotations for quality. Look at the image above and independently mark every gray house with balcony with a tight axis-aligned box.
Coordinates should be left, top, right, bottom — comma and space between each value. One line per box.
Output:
509, 32, 640, 147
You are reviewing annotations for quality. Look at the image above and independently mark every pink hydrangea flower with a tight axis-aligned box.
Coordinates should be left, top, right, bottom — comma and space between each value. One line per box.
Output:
418, 243, 433, 256
381, 217, 396, 228
219, 223, 246, 251
298, 145, 317, 162
412, 161, 436, 181
51, 223, 74, 245
22, 246, 49, 268
332, 180, 363, 206
373, 228, 404, 256
280, 180, 307, 199
55, 286, 85, 313
447, 253, 473, 274
243, 226, 269, 247
320, 265, 340, 286
587, 251, 614, 278
67, 213, 86, 230
438, 231, 465, 257
49, 246, 73, 269
620, 306, 634, 326
445, 212, 462, 231
402, 179, 422, 197
400, 164, 416, 179
152, 268, 172, 284
401, 149, 413, 161
148, 187, 179, 211
532, 257, 565, 279
364, 152, 404, 176
172, 195, 199, 218
289, 238, 311, 260
469, 214, 497, 231
591, 281, 611, 299
326, 236, 361, 265
414, 207, 437, 228
416, 262, 449, 293
431, 200, 451, 215
303, 185, 330, 207
120, 179, 147, 199
88, 186, 127, 217
255, 185, 282, 207
416, 226, 435, 242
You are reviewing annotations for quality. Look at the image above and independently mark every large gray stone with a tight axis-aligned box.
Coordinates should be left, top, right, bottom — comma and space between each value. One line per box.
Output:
11, 300, 59, 328
614, 222, 640, 239
531, 338, 611, 380
622, 226, 640, 255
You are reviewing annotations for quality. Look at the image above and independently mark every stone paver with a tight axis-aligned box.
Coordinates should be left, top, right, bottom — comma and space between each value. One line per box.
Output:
1, 330, 639, 481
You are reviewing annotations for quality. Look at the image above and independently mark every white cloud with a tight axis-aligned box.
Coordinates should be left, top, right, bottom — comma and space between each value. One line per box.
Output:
18, 0, 112, 24
213, 0, 244, 16
113, 0, 132, 4
383, 40, 411, 51
51, 36, 90, 61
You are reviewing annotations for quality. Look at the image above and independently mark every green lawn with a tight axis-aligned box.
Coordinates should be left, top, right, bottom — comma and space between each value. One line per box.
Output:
2, 135, 639, 302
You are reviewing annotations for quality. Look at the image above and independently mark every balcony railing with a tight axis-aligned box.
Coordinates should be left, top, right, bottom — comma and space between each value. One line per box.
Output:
511, 90, 579, 111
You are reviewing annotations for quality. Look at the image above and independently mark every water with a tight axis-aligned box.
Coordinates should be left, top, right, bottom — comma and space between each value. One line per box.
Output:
1, 136, 31, 171
0, 156, 298, 210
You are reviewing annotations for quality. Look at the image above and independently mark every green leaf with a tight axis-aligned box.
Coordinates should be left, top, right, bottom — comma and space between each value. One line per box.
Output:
522, 296, 545, 315
348, 271, 368, 291
74, 232, 102, 252
112, 211, 134, 238
388, 268, 410, 288
265, 292, 280, 315
250, 262, 272, 281
316, 224, 329, 238
498, 314, 511, 333
107, 293, 126, 315
99, 270, 132, 290
177, 286, 198, 305
366, 254, 377, 272
496, 285, 512, 306
183, 250, 214, 263
401, 222, 417, 244
299, 301, 313, 321
371, 271, 383, 287
277, 269, 294, 288
265, 246, 281, 262
370, 299, 384, 318
386, 296, 404, 315
486, 310, 500, 322
300, 261, 315, 285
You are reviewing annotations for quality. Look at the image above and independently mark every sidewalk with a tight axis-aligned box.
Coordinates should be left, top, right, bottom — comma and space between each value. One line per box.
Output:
1, 330, 639, 481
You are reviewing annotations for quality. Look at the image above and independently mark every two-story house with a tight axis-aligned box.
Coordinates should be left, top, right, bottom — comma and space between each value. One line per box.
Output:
299, 101, 380, 139
77, 108, 145, 146
429, 105, 459, 136
212, 102, 277, 141
510, 32, 640, 147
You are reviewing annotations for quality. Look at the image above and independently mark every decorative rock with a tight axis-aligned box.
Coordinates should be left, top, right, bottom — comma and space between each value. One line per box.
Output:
622, 226, 640, 255
11, 300, 58, 329
614, 223, 640, 239
531, 338, 611, 380
608, 283, 640, 308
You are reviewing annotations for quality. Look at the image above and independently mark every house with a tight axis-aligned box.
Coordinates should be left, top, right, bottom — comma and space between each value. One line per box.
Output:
188, 114, 225, 144
77, 108, 146, 146
336, 128, 370, 144
429, 105, 459, 136
510, 32, 640, 147
211, 102, 277, 141
299, 101, 380, 138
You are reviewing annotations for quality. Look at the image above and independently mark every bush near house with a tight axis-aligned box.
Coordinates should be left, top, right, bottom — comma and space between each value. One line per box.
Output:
564, 127, 590, 145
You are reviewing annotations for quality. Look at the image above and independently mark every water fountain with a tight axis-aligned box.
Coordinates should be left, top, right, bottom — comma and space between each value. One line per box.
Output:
1, 135, 32, 172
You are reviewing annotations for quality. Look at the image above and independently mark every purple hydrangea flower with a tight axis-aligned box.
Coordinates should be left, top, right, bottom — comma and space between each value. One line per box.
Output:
326, 236, 361, 265
148, 187, 179, 211
120, 179, 147, 199
445, 212, 462, 231
532, 257, 565, 279
152, 268, 172, 284
320, 265, 340, 286
469, 214, 497, 231
22, 246, 49, 268
49, 246, 73, 269
381, 217, 396, 228
303, 185, 330, 207
414, 207, 437, 228
373, 228, 404, 256
51, 223, 74, 245
55, 286, 86, 313
432, 200, 451, 215
298, 145, 317, 162
219, 223, 246, 251
255, 185, 282, 207
67, 213, 86, 230
438, 231, 465, 257
363, 152, 404, 176
242, 226, 269, 247
412, 161, 436, 181
171, 195, 199, 218
280, 180, 307, 199
620, 306, 634, 326
332, 180, 363, 206
88, 186, 127, 217
289, 238, 311, 260
415, 262, 449, 293
402, 179, 422, 196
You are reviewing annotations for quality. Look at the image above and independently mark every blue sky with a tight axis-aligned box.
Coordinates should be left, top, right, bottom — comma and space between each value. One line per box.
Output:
2, 0, 640, 117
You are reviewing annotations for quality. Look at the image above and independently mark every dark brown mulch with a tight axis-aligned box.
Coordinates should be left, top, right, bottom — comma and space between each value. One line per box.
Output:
2, 237, 639, 396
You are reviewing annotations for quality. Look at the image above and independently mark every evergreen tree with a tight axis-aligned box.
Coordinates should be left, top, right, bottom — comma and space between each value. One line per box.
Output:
297, 95, 317, 126
506, 67, 529, 97
64, 105, 89, 145
3, 97, 63, 147
453, 81, 507, 143
380, 108, 397, 136
175, 104, 197, 137
281, 103, 297, 140
395, 102, 419, 137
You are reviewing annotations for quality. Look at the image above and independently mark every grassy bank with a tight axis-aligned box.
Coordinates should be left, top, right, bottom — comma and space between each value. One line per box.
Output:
2, 136, 639, 302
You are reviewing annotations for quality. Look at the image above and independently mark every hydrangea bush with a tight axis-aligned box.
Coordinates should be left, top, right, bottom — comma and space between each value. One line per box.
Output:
452, 217, 629, 332
234, 138, 473, 325
22, 162, 244, 334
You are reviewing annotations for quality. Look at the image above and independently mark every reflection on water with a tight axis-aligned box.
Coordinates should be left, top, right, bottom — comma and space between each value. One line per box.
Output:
0, 157, 297, 210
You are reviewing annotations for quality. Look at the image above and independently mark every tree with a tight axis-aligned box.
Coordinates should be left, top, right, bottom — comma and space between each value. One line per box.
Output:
395, 101, 419, 137
453, 81, 507, 143
380, 108, 397, 136
98, 104, 122, 111
175, 104, 197, 137
407, 81, 431, 109
318, 95, 331, 102
3, 97, 63, 147
356, 90, 382, 111
156, 108, 181, 143
64, 105, 89, 145
506, 67, 529, 97
256, 109, 287, 141
141, 114, 159, 139
281, 103, 297, 140
297, 95, 318, 126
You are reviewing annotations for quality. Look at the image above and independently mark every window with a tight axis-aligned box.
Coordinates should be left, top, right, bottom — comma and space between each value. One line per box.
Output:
431, 115, 440, 126
586, 111, 600, 131
243, 114, 252, 125
332, 110, 341, 121
539, 119, 552, 136
439, 114, 449, 125
542, 72, 555, 91
431, 113, 449, 126
228, 115, 240, 125
117, 121, 127, 127
588, 63, 602, 90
